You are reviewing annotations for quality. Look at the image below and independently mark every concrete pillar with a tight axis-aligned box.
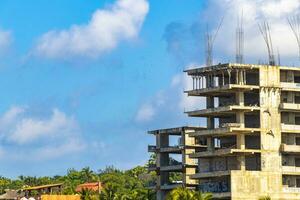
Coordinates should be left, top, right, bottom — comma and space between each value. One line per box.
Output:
236, 111, 245, 128
287, 71, 294, 82
238, 155, 246, 171
227, 69, 231, 84
287, 92, 294, 103
192, 77, 195, 90
207, 137, 214, 151
237, 134, 245, 150
236, 91, 244, 106
222, 71, 225, 86
207, 96, 215, 129
236, 69, 239, 84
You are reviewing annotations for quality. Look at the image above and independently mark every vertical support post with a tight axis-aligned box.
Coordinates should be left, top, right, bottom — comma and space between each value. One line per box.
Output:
222, 71, 225, 86
227, 69, 231, 84
192, 77, 195, 90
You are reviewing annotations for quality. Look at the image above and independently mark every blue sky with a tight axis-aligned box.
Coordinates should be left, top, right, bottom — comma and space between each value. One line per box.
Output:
0, 0, 207, 177
0, 0, 300, 177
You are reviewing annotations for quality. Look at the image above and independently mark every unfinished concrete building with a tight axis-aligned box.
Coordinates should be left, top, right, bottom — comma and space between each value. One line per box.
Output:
184, 63, 300, 199
148, 127, 205, 199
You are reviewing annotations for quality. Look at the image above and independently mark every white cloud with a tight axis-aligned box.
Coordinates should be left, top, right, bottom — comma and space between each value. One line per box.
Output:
8, 108, 78, 144
208, 0, 300, 64
0, 106, 85, 160
0, 29, 12, 52
135, 64, 205, 124
35, 139, 85, 160
33, 0, 149, 59
135, 103, 155, 122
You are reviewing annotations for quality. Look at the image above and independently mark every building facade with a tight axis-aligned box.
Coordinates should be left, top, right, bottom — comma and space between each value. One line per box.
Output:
149, 63, 300, 199
148, 127, 206, 199
185, 63, 300, 199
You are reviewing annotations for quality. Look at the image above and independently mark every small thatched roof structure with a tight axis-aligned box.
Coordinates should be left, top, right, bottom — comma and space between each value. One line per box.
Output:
0, 190, 19, 200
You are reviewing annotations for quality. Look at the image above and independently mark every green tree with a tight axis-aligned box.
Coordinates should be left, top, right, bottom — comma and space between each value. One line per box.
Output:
166, 188, 212, 200
99, 183, 117, 200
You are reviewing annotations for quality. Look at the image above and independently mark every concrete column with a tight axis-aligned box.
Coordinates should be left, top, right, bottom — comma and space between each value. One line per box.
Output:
192, 77, 195, 90
227, 69, 231, 84
222, 71, 225, 86
239, 69, 244, 85
237, 134, 245, 149
243, 70, 247, 84
236, 69, 239, 84
236, 91, 244, 106
287, 71, 294, 82
236, 111, 245, 128
238, 155, 246, 171
287, 92, 294, 103
207, 137, 214, 151
207, 96, 215, 129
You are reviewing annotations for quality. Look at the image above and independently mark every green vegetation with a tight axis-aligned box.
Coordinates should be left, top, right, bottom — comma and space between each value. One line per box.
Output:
166, 187, 212, 200
0, 166, 156, 200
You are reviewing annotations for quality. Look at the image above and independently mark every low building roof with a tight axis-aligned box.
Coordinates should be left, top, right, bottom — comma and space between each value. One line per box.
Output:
75, 182, 102, 193
22, 183, 63, 191
0, 190, 19, 200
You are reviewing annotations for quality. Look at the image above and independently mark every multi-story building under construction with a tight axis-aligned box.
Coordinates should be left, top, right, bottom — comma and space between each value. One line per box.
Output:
148, 63, 300, 199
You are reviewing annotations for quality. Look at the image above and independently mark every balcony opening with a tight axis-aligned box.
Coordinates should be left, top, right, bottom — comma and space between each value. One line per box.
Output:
168, 172, 183, 185
281, 112, 298, 125
245, 154, 261, 171
219, 115, 236, 128
167, 154, 182, 167
199, 177, 230, 193
214, 136, 236, 149
245, 71, 259, 85
196, 137, 207, 146
283, 175, 300, 189
296, 137, 300, 145
245, 135, 260, 149
297, 178, 300, 188
245, 113, 260, 128
168, 135, 182, 148
199, 157, 238, 173
219, 95, 235, 107
296, 95, 300, 104
296, 158, 300, 167
281, 91, 288, 103
296, 116, 300, 125
244, 92, 259, 106
295, 74, 300, 83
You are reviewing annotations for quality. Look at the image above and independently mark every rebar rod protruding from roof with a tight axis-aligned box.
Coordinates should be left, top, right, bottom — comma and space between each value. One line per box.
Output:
258, 21, 275, 66
288, 15, 300, 60
236, 12, 244, 64
205, 17, 224, 67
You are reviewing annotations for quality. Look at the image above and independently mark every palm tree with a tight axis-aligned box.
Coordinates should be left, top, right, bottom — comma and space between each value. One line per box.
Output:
81, 167, 96, 183
166, 187, 194, 200
166, 188, 212, 200
80, 189, 93, 200
99, 183, 117, 200
192, 192, 213, 200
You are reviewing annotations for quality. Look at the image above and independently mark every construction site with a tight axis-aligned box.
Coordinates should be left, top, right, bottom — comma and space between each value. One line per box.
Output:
147, 16, 300, 200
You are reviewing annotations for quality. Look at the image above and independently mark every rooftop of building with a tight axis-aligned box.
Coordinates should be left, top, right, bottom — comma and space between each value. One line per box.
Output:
184, 63, 300, 75
22, 183, 63, 191
148, 126, 205, 135
75, 182, 102, 193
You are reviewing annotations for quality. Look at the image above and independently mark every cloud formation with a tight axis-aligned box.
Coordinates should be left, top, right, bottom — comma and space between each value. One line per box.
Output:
135, 66, 205, 125
0, 106, 85, 160
33, 0, 149, 59
163, 0, 300, 66
0, 29, 12, 53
